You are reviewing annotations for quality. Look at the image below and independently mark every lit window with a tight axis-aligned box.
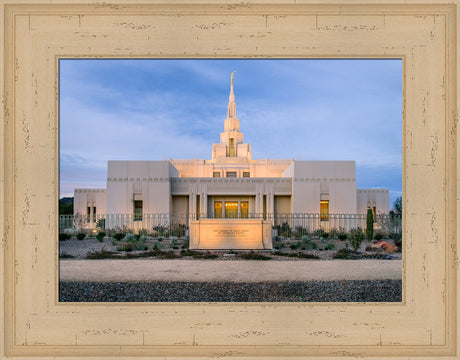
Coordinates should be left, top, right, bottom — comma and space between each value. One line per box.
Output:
243, 172, 250, 177
229, 138, 234, 157
214, 202, 222, 218
241, 202, 248, 218
320, 200, 329, 221
213, 172, 221, 177
134, 200, 142, 221
87, 206, 91, 221
225, 202, 238, 218
226, 171, 237, 177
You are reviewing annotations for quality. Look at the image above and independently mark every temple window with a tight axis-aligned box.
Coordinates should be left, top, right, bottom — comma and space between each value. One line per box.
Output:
320, 200, 329, 221
134, 200, 143, 221
229, 138, 234, 157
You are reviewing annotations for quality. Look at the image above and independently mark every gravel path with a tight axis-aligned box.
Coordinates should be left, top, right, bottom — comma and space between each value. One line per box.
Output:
60, 259, 402, 282
59, 280, 402, 302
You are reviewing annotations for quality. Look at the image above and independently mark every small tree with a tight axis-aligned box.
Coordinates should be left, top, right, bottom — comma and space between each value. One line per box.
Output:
348, 228, 364, 252
366, 208, 374, 241
393, 196, 402, 215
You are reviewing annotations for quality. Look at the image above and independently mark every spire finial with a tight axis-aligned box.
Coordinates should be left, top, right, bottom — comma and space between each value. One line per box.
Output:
231, 70, 237, 86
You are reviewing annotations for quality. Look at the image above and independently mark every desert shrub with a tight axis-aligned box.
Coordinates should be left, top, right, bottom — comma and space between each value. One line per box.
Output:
96, 218, 105, 230
273, 251, 319, 259
125, 233, 136, 242
170, 237, 179, 249
366, 208, 374, 241
86, 250, 116, 259
156, 251, 181, 259
297, 252, 320, 259
117, 243, 133, 252
337, 231, 348, 241
328, 228, 340, 238
326, 243, 335, 250
301, 235, 311, 242
59, 233, 71, 241
273, 243, 283, 250
153, 241, 160, 250
333, 248, 362, 260
76, 232, 86, 240
294, 226, 306, 238
374, 232, 384, 241
273, 251, 297, 257
390, 232, 402, 250
239, 253, 272, 260
280, 222, 291, 237
180, 249, 216, 259
113, 233, 125, 241
180, 249, 201, 257
157, 237, 163, 242
139, 234, 147, 243
96, 231, 106, 242
59, 252, 74, 258
290, 241, 303, 250
314, 228, 328, 239
347, 228, 364, 252
182, 237, 190, 249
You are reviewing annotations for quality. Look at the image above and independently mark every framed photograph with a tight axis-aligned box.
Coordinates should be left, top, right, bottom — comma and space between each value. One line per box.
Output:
1, 1, 458, 359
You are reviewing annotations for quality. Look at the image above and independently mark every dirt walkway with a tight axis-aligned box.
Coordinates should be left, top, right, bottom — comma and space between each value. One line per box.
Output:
60, 259, 402, 282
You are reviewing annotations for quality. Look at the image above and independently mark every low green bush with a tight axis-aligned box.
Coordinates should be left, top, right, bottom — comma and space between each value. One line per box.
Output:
59, 252, 74, 258
326, 243, 335, 250
96, 231, 106, 242
117, 243, 133, 252
337, 232, 348, 241
333, 248, 362, 260
239, 253, 272, 260
113, 233, 125, 241
76, 232, 86, 240
347, 228, 364, 251
297, 252, 320, 259
273, 251, 319, 259
301, 235, 311, 242
125, 233, 136, 242
182, 237, 190, 249
59, 233, 71, 241
170, 237, 179, 249
86, 250, 116, 259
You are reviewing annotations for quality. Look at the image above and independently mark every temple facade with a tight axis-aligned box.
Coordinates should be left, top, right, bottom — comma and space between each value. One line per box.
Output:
73, 76, 389, 228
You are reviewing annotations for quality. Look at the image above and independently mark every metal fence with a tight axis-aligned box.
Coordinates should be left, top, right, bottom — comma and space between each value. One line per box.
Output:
59, 212, 402, 237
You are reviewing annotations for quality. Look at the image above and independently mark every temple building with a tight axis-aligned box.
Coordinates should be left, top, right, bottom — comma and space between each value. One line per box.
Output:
73, 75, 390, 229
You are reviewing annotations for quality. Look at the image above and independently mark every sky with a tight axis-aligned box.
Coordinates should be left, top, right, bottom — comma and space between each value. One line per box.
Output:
59, 59, 402, 207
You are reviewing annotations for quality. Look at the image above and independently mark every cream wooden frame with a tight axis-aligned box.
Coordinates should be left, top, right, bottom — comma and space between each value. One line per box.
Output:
0, 1, 458, 359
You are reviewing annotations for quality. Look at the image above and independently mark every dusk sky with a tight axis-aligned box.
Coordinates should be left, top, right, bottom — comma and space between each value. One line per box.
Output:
59, 59, 402, 207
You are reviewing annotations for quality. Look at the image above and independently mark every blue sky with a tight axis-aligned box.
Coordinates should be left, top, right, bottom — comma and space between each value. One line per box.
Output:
59, 59, 402, 207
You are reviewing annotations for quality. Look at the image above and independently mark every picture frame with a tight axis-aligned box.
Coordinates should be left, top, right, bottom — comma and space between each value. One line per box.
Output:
0, 1, 458, 359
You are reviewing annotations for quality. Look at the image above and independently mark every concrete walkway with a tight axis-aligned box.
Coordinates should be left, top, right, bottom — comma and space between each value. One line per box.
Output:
60, 259, 402, 282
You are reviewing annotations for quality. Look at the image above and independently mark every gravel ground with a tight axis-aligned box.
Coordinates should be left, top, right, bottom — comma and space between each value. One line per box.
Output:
59, 280, 402, 302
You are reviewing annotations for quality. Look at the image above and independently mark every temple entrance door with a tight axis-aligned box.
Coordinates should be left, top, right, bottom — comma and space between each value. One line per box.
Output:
214, 201, 222, 218
225, 202, 238, 218
241, 201, 248, 218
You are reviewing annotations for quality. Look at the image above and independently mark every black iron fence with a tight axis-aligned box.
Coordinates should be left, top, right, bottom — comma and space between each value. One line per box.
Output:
59, 212, 402, 238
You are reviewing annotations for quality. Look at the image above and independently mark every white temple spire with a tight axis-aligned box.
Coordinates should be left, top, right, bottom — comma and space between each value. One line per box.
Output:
227, 71, 237, 119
